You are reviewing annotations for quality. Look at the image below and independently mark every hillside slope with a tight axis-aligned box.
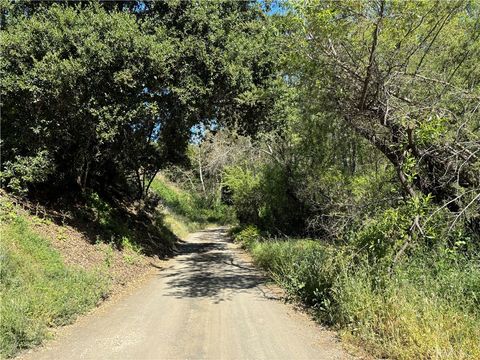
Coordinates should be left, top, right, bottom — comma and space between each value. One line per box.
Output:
0, 188, 180, 358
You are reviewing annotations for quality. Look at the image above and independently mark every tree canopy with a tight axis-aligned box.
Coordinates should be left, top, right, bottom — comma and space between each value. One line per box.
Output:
1, 1, 280, 198
1, 0, 478, 240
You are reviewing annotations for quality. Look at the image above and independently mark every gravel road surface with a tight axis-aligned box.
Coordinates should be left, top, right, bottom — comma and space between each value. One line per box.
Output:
20, 228, 351, 360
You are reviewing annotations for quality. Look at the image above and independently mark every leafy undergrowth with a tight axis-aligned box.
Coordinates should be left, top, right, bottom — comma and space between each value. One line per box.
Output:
0, 204, 108, 358
232, 227, 480, 360
81, 191, 177, 256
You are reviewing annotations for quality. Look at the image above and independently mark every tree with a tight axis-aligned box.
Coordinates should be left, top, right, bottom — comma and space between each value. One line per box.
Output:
286, 0, 479, 219
1, 1, 280, 199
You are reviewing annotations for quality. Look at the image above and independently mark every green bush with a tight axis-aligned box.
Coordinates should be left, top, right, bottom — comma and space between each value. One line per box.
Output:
250, 239, 348, 317
0, 207, 108, 358
223, 164, 307, 234
85, 192, 130, 240
83, 191, 176, 254
223, 166, 262, 225
0, 151, 55, 195
234, 225, 261, 250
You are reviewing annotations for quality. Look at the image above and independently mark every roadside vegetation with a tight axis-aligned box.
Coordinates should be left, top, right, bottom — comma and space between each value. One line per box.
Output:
0, 182, 198, 358
232, 227, 480, 359
0, 198, 108, 358
150, 176, 234, 236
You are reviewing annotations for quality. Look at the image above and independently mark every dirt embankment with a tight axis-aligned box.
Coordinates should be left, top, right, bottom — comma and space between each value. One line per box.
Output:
6, 193, 173, 296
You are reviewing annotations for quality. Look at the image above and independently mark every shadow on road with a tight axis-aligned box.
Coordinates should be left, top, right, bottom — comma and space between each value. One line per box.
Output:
160, 228, 268, 303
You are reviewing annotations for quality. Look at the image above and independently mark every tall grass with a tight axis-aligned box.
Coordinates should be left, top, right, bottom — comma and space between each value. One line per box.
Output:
150, 177, 234, 228
234, 227, 480, 359
0, 204, 108, 358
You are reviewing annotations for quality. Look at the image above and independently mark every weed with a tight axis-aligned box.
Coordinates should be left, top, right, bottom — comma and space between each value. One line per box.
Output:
233, 225, 260, 250
56, 227, 67, 242
121, 236, 142, 265
101, 243, 115, 269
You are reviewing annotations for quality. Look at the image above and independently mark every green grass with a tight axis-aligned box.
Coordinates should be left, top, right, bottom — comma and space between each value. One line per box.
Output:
234, 227, 480, 360
0, 203, 108, 358
150, 177, 234, 230
162, 211, 199, 239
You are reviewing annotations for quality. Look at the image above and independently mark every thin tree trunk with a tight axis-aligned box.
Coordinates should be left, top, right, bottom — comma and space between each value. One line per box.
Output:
198, 158, 207, 196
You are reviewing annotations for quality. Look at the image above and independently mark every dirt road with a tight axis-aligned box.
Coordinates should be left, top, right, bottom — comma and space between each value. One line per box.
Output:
20, 228, 351, 360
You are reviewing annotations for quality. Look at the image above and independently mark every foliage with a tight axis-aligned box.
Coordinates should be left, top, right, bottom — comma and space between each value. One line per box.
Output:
286, 0, 480, 216
1, 1, 280, 198
232, 225, 261, 250
0, 151, 55, 195
223, 160, 309, 234
84, 192, 130, 243
82, 190, 177, 256
222, 0, 479, 242
352, 195, 434, 262
0, 202, 108, 358
334, 254, 480, 360
120, 236, 143, 265
223, 166, 262, 226
173, 129, 256, 210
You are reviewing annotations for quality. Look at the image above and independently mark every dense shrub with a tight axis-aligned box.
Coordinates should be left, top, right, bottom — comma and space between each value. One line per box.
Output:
0, 151, 55, 195
81, 190, 178, 254
223, 166, 262, 225
232, 225, 261, 249
223, 164, 308, 234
